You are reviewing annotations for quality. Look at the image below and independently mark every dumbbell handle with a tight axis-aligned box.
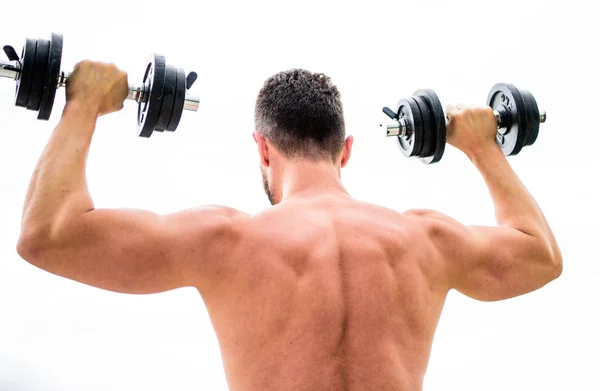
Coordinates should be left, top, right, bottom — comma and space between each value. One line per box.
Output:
384, 108, 547, 137
0, 59, 199, 112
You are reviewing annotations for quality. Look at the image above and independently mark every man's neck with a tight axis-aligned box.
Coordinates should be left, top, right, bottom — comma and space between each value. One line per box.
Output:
279, 161, 350, 203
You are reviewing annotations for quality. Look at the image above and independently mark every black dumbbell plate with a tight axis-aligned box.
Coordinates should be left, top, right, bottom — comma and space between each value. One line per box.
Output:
414, 89, 446, 164
395, 98, 423, 157
413, 94, 435, 158
154, 64, 177, 132
26, 38, 49, 111
38, 33, 63, 120
166, 66, 186, 132
137, 54, 166, 138
521, 89, 540, 147
15, 38, 36, 108
487, 83, 529, 156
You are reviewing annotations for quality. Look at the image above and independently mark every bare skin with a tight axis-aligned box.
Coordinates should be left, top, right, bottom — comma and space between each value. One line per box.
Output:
16, 63, 562, 390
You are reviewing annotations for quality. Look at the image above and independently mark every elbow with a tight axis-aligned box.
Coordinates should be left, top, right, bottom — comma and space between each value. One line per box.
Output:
543, 242, 563, 281
16, 229, 54, 267
549, 249, 563, 280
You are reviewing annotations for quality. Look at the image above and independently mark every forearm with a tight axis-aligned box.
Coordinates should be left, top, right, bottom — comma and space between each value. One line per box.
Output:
471, 145, 558, 251
21, 101, 98, 240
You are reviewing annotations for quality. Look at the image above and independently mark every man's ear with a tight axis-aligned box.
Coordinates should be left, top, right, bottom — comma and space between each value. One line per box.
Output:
340, 135, 354, 168
253, 131, 270, 167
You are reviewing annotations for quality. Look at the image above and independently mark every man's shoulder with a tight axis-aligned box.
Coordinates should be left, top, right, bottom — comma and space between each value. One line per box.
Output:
402, 208, 457, 225
348, 202, 449, 226
177, 205, 250, 219
167, 205, 251, 240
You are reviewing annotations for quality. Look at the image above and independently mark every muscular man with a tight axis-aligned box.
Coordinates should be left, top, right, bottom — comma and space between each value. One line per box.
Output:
16, 61, 562, 390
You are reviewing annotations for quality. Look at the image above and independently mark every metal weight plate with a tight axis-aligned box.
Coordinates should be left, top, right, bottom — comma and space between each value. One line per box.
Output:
166, 66, 186, 132
487, 83, 528, 156
416, 89, 446, 164
15, 38, 37, 108
136, 62, 152, 133
394, 98, 423, 157
26, 39, 49, 111
38, 33, 63, 120
520, 90, 534, 148
136, 54, 166, 138
154, 65, 177, 132
521, 90, 540, 147
413, 94, 435, 159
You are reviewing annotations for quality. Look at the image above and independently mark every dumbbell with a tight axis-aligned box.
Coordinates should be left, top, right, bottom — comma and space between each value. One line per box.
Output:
380, 84, 547, 164
1, 32, 199, 138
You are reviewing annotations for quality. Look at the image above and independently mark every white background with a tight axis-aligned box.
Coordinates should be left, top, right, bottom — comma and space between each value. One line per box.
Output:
0, 0, 598, 389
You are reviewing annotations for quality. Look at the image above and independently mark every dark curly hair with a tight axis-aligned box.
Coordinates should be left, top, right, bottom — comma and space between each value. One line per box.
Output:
254, 69, 345, 161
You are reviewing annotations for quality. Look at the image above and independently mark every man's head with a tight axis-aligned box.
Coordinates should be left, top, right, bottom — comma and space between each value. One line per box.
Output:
253, 69, 353, 205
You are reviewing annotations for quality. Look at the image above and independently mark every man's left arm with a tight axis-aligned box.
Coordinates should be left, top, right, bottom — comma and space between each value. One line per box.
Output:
17, 62, 243, 294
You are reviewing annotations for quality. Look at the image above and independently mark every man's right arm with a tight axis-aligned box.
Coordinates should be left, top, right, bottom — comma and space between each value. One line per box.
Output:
413, 108, 562, 302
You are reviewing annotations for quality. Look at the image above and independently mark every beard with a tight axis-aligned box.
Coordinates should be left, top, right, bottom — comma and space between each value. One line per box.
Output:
261, 165, 276, 206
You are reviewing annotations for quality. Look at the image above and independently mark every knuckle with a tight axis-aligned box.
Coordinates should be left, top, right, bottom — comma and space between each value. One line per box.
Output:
452, 111, 464, 121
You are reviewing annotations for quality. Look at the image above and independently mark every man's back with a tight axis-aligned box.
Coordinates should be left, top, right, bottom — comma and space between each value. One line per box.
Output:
15, 65, 562, 391
201, 195, 447, 390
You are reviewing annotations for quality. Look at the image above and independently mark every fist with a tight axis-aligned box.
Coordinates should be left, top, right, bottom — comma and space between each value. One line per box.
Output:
445, 105, 499, 159
66, 60, 128, 116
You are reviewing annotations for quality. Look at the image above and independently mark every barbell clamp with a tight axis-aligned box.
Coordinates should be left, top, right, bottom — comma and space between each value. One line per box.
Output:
381, 106, 409, 137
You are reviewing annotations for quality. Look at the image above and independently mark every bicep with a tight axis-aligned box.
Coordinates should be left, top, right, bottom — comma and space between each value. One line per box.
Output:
21, 206, 242, 295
